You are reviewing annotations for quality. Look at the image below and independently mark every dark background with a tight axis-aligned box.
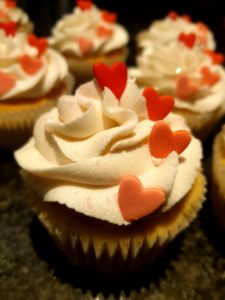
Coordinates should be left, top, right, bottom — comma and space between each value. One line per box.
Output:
18, 0, 225, 56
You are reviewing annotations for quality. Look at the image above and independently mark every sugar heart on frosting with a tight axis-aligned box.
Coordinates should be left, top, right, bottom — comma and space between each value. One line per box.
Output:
27, 34, 48, 57
149, 121, 191, 158
77, 0, 93, 11
0, 21, 17, 36
77, 37, 93, 55
204, 49, 224, 65
143, 86, 174, 121
0, 71, 16, 96
96, 25, 113, 37
5, 0, 17, 8
102, 10, 117, 23
118, 176, 165, 222
93, 62, 127, 99
200, 66, 220, 86
176, 74, 199, 100
19, 55, 43, 75
178, 32, 196, 49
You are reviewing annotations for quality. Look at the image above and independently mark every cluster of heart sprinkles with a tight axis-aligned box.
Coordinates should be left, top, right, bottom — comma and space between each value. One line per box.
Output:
75, 0, 118, 55
93, 62, 191, 222
0, 25, 48, 96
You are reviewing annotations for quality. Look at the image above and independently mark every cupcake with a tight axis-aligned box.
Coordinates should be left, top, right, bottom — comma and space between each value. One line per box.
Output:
137, 11, 216, 51
130, 34, 225, 139
0, 0, 33, 33
49, 0, 129, 85
212, 125, 225, 228
15, 62, 205, 273
0, 28, 74, 150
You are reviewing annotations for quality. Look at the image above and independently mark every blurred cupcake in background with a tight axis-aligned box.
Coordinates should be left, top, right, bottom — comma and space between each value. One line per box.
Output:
49, 0, 129, 85
137, 11, 216, 52
130, 29, 225, 139
0, 0, 33, 33
0, 26, 74, 150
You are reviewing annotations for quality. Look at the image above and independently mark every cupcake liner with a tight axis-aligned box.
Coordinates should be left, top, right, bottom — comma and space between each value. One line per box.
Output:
25, 171, 206, 273
18, 22, 34, 34
174, 107, 223, 140
211, 131, 225, 227
65, 47, 129, 86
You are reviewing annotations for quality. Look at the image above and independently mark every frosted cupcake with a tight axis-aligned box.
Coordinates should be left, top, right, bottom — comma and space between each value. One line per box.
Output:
15, 62, 205, 273
212, 125, 225, 228
137, 11, 216, 51
130, 35, 225, 139
0, 28, 74, 149
49, 0, 129, 85
0, 0, 33, 33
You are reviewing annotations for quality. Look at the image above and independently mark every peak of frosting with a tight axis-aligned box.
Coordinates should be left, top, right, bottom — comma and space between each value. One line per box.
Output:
14, 62, 202, 225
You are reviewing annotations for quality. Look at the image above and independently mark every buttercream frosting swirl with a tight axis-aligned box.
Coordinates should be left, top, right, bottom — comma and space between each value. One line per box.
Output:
0, 0, 30, 27
0, 30, 70, 101
15, 77, 202, 225
137, 14, 216, 50
129, 41, 225, 113
49, 4, 129, 57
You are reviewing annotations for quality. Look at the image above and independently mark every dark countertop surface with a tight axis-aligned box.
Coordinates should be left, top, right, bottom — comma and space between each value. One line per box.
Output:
1, 127, 225, 300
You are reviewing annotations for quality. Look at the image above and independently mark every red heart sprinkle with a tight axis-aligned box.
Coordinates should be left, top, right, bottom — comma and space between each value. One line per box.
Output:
118, 176, 165, 222
19, 55, 43, 75
96, 25, 113, 37
196, 22, 208, 32
0, 71, 16, 96
149, 121, 191, 158
77, 0, 92, 11
93, 62, 127, 99
204, 49, 224, 65
0, 10, 9, 20
176, 74, 199, 100
27, 34, 48, 57
143, 87, 174, 121
0, 21, 17, 36
178, 32, 196, 49
168, 11, 178, 20
182, 14, 191, 22
102, 10, 117, 23
5, 0, 17, 8
77, 37, 93, 55
200, 66, 220, 86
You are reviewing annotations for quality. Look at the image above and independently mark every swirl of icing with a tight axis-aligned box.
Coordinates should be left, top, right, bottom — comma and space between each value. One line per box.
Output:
129, 41, 225, 113
0, 30, 70, 101
0, 0, 30, 27
49, 4, 129, 57
15, 75, 202, 225
137, 13, 216, 50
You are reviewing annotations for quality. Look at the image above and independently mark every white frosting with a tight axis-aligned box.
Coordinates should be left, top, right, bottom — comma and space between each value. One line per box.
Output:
137, 15, 216, 50
0, 31, 70, 101
49, 5, 129, 57
129, 41, 225, 113
0, 0, 30, 26
15, 78, 202, 225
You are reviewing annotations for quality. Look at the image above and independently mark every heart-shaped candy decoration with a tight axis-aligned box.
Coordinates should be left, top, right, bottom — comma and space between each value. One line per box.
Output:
143, 87, 174, 121
0, 10, 9, 20
182, 14, 191, 22
196, 22, 208, 32
96, 25, 113, 37
118, 176, 165, 222
178, 32, 196, 49
93, 62, 127, 99
200, 66, 220, 86
168, 11, 178, 20
77, 0, 92, 11
149, 121, 191, 158
176, 74, 199, 100
102, 10, 117, 23
0, 71, 16, 96
27, 34, 48, 57
19, 55, 43, 75
0, 21, 17, 36
5, 0, 17, 8
204, 49, 224, 65
77, 37, 93, 55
